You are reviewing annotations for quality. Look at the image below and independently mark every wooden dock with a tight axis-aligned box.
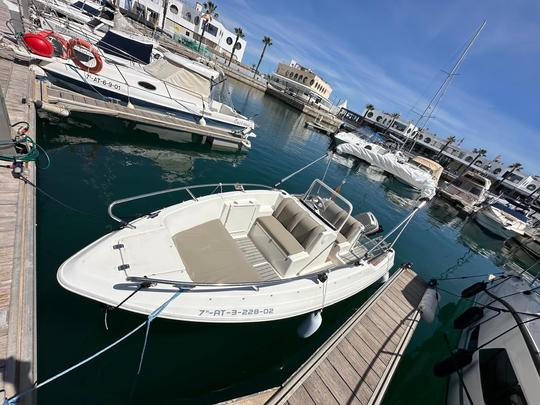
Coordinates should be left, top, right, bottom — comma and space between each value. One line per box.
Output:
227, 266, 427, 405
34, 82, 252, 152
0, 1, 37, 402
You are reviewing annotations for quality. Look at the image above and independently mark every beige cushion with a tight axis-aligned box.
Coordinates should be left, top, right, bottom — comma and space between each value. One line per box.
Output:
323, 200, 348, 228
336, 233, 347, 244
173, 219, 261, 283
341, 216, 363, 242
290, 216, 324, 251
256, 216, 304, 255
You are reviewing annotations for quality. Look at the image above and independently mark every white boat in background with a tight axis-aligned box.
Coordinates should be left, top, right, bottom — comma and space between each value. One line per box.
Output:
336, 139, 440, 199
437, 266, 540, 404
438, 171, 492, 214
474, 200, 529, 239
57, 179, 405, 323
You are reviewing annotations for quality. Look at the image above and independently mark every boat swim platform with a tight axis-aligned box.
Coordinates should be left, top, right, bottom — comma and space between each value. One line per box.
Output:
33, 81, 251, 152
224, 266, 427, 405
0, 2, 37, 403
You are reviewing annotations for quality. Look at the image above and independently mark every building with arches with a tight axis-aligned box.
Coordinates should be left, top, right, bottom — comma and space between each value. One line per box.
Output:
272, 60, 333, 101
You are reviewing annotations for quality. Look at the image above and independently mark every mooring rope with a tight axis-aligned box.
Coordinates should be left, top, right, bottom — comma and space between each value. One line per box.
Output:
4, 290, 182, 404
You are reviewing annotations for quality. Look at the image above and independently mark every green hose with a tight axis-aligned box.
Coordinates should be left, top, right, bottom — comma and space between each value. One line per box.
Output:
0, 124, 51, 169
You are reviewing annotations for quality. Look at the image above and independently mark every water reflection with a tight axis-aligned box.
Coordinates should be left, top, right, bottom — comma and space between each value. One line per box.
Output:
427, 197, 463, 228
458, 219, 504, 258
502, 238, 540, 275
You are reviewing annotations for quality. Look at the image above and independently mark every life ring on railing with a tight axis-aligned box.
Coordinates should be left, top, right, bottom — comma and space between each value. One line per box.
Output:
66, 38, 103, 74
37, 30, 69, 58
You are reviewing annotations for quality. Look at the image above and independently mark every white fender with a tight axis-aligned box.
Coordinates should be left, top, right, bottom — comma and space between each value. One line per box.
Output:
419, 287, 439, 323
297, 310, 322, 338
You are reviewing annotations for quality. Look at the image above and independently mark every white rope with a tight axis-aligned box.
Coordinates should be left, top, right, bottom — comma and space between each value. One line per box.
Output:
5, 290, 182, 404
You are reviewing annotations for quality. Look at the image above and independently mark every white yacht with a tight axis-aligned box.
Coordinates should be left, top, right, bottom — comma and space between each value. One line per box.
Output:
437, 267, 540, 405
474, 200, 529, 239
14, 37, 254, 135
57, 179, 410, 323
336, 139, 440, 199
438, 171, 492, 214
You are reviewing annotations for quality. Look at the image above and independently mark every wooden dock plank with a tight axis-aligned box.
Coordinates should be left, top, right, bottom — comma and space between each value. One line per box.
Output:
266, 267, 427, 405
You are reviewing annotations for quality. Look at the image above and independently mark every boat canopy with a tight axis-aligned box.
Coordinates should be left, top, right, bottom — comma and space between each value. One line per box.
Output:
144, 58, 215, 98
337, 142, 437, 199
492, 202, 529, 222
96, 30, 154, 64
411, 156, 443, 182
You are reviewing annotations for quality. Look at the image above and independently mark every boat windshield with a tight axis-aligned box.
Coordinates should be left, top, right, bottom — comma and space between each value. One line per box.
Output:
493, 202, 528, 222
409, 160, 434, 175
453, 178, 484, 196
301, 179, 353, 232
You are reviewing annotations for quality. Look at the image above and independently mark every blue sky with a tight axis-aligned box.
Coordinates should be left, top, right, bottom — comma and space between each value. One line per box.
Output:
217, 0, 540, 174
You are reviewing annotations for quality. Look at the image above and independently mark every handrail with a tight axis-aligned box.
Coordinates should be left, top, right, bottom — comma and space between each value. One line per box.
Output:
124, 248, 392, 290
108, 182, 275, 227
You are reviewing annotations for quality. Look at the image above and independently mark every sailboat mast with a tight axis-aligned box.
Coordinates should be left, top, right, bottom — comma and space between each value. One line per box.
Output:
405, 20, 486, 152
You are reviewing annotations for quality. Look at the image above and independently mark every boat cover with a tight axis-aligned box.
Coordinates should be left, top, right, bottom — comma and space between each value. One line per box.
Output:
144, 58, 212, 98
337, 142, 437, 199
96, 30, 153, 64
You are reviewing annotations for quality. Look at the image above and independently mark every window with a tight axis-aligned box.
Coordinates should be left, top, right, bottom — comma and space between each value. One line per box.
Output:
194, 16, 200, 25
493, 168, 502, 175
425, 137, 431, 143
138, 81, 156, 90
294, 73, 298, 79
206, 23, 218, 36
310, 79, 314, 85
475, 160, 483, 166
235, 42, 242, 50
527, 184, 537, 191
367, 112, 373, 118
465, 156, 473, 162
376, 115, 382, 122
303, 77, 307, 84
289, 72, 294, 78
169, 4, 178, 14
185, 12, 192, 21
479, 349, 527, 405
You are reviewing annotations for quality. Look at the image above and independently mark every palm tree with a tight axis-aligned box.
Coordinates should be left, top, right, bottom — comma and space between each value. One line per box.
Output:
457, 148, 487, 179
197, 2, 219, 52
228, 27, 245, 66
383, 113, 400, 136
435, 136, 456, 159
358, 104, 374, 126
253, 36, 272, 78
492, 162, 523, 190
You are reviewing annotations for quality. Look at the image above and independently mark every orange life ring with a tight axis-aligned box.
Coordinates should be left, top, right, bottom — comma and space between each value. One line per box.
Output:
37, 30, 68, 58
66, 38, 103, 74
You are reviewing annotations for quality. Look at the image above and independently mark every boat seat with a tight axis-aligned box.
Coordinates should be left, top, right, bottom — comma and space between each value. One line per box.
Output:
172, 219, 261, 283
251, 198, 328, 277
256, 215, 304, 256
322, 200, 348, 229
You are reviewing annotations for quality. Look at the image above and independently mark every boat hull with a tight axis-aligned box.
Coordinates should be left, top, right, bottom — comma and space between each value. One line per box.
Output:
474, 207, 525, 239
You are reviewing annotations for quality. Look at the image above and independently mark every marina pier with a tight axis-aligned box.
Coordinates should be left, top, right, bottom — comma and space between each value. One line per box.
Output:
0, 1, 36, 401
227, 266, 427, 405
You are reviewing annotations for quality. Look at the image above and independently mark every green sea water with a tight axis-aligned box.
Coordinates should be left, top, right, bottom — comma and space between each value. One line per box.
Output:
34, 79, 534, 404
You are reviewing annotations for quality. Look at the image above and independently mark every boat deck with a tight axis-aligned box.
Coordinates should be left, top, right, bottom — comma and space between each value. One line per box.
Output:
235, 236, 280, 281
225, 266, 427, 405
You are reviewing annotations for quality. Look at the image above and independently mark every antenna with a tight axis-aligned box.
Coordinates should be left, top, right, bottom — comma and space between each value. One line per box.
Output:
403, 20, 487, 152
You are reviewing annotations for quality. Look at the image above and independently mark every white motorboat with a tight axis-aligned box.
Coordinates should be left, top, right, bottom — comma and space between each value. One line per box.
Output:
336, 139, 439, 199
438, 171, 492, 214
474, 200, 529, 239
436, 266, 540, 404
57, 178, 422, 323
13, 35, 254, 135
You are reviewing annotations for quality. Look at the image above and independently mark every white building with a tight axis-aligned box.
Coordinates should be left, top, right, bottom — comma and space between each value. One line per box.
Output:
117, 0, 247, 62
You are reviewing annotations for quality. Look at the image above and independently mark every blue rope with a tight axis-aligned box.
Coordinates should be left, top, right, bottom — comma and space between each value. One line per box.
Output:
5, 290, 182, 404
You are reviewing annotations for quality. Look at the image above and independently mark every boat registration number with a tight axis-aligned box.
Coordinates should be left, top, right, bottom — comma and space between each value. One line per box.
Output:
86, 74, 122, 90
199, 308, 274, 317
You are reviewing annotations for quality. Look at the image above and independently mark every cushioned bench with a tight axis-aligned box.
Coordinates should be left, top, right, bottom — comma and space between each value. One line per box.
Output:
255, 199, 324, 255
172, 219, 261, 283
322, 200, 363, 246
